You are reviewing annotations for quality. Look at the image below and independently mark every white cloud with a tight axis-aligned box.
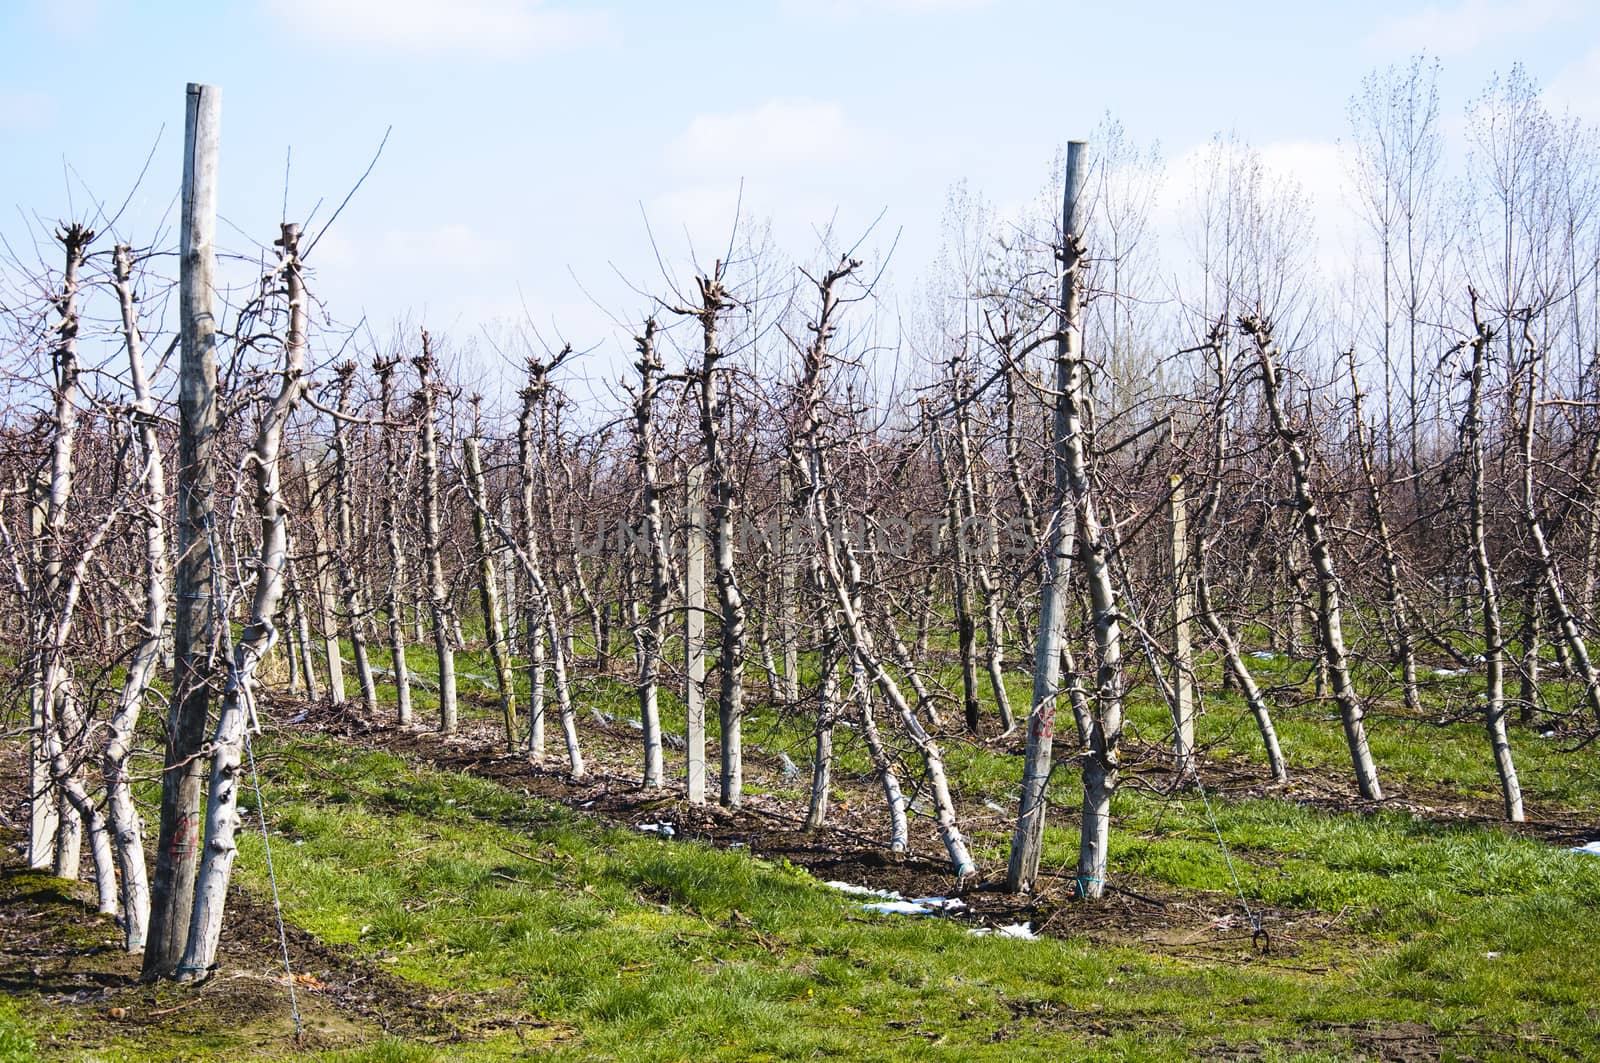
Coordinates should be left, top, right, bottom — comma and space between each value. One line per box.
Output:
1366, 0, 1576, 55
262, 0, 610, 56
666, 100, 860, 177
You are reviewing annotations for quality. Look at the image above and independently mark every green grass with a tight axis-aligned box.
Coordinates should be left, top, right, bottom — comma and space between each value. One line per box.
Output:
0, 997, 37, 1063
17, 716, 1587, 1061
274, 735, 1600, 1060
27, 608, 1597, 1060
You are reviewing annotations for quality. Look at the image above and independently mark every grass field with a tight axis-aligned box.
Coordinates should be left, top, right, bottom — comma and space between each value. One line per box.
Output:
3, 633, 1599, 1061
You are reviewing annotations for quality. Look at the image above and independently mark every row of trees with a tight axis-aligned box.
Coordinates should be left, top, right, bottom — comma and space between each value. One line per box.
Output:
3, 59, 1598, 973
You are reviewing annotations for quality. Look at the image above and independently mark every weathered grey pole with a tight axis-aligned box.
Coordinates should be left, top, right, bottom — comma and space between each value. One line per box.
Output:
1007, 139, 1086, 894
145, 82, 219, 981
1169, 447, 1197, 783
27, 470, 57, 869
685, 463, 707, 805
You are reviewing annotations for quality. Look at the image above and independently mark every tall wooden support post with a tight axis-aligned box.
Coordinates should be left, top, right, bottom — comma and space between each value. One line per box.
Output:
1169, 458, 1197, 783
1008, 139, 1086, 894
685, 464, 707, 805
145, 82, 219, 981
26, 474, 56, 869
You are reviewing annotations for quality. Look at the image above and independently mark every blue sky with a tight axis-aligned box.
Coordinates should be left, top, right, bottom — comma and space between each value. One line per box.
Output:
3, 0, 1597, 389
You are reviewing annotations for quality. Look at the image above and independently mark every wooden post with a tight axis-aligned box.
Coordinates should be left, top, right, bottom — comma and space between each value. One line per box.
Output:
1008, 139, 1086, 894
685, 463, 707, 805
1169, 454, 1196, 783
26, 472, 56, 870
145, 82, 220, 981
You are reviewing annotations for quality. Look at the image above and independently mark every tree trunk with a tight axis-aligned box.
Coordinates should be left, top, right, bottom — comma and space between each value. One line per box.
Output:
177, 221, 308, 980
1513, 319, 1600, 729
1519, 582, 1541, 723
630, 323, 669, 788
374, 357, 413, 726
1069, 317, 1126, 903
303, 460, 345, 706
685, 463, 708, 804
796, 256, 975, 877
105, 243, 164, 952
1188, 330, 1287, 782
46, 682, 116, 911
778, 469, 801, 705
465, 425, 517, 750
682, 269, 745, 808
331, 362, 379, 712
1464, 295, 1524, 820
517, 360, 583, 776
1347, 352, 1422, 716
286, 552, 321, 702
932, 417, 983, 734
35, 224, 91, 882
1245, 316, 1382, 801
806, 634, 840, 831
413, 336, 457, 734
852, 670, 909, 853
